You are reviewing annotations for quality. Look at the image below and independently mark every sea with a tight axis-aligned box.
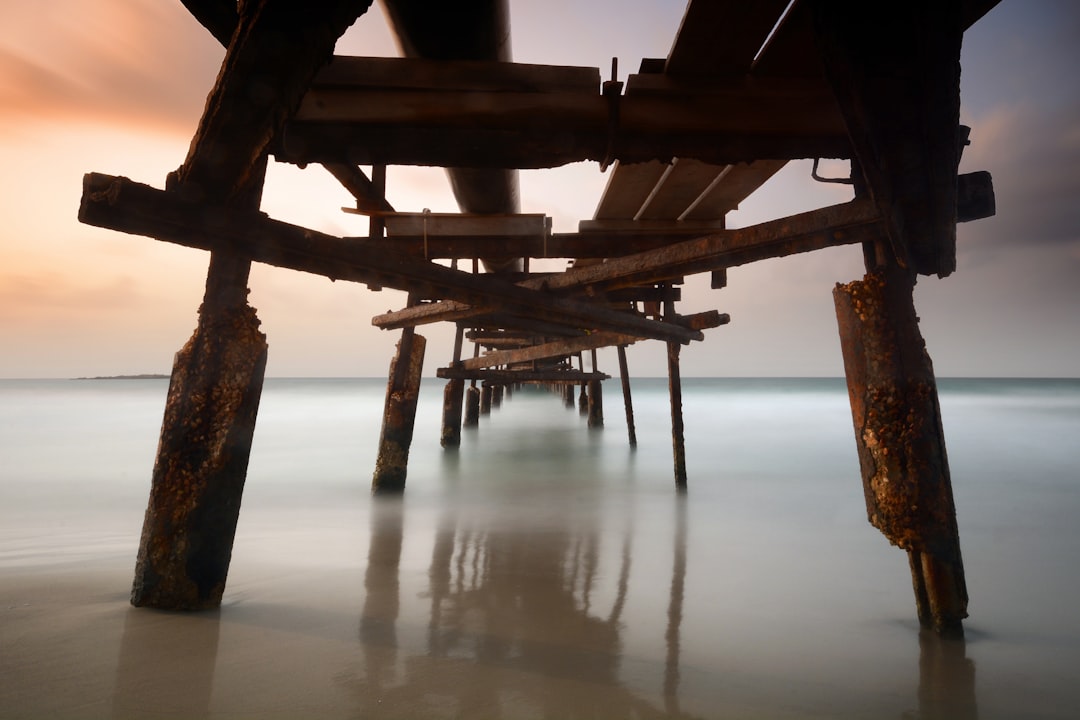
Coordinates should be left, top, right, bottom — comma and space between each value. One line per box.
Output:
1, 376, 1078, 719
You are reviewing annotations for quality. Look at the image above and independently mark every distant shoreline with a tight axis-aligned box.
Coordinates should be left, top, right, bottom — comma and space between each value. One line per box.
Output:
74, 374, 169, 381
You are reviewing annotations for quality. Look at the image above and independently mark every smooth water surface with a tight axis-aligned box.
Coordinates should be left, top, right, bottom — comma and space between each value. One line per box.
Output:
1, 377, 1078, 718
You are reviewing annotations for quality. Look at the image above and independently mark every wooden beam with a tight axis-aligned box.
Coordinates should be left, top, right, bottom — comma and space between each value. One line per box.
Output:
436, 368, 610, 383
323, 163, 394, 215
461, 332, 643, 371
78, 173, 701, 345
665, 0, 793, 76
809, 0, 964, 276
372, 199, 880, 330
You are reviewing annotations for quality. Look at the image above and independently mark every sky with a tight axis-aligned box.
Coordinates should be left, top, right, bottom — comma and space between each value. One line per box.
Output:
0, 0, 1077, 378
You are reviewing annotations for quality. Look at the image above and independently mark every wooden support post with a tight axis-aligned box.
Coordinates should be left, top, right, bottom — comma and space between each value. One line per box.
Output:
440, 379, 465, 448
563, 383, 576, 409
587, 351, 603, 428
833, 261, 967, 636
492, 384, 504, 409
440, 325, 466, 448
464, 385, 481, 427
131, 261, 268, 609
578, 383, 589, 416
480, 384, 493, 415
617, 345, 637, 447
667, 342, 687, 491
372, 329, 427, 494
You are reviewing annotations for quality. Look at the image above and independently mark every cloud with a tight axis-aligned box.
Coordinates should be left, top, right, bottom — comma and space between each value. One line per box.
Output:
963, 100, 1080, 254
0, 1, 222, 133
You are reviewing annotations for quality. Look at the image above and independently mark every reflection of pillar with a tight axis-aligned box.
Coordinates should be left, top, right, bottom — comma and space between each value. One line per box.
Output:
112, 609, 221, 716
360, 499, 404, 694
917, 629, 978, 720
664, 496, 687, 715
834, 259, 967, 636
667, 342, 687, 490
372, 329, 426, 494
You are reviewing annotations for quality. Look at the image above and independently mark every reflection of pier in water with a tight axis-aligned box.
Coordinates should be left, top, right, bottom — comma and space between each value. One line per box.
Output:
352, 495, 695, 718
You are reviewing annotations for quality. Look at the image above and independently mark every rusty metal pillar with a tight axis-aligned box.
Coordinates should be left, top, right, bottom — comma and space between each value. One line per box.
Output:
617, 345, 637, 447
480, 384, 493, 415
131, 253, 268, 610
440, 326, 466, 448
667, 342, 687, 491
834, 259, 967, 636
463, 383, 481, 427
587, 349, 604, 428
372, 329, 427, 495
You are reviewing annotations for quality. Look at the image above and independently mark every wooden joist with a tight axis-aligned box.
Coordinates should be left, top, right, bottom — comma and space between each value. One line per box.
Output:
372, 199, 880, 330
436, 368, 610, 383
278, 56, 849, 169
78, 173, 701, 345
460, 332, 643, 371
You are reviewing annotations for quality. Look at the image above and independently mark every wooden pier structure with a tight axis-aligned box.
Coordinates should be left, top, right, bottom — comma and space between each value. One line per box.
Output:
78, 0, 999, 636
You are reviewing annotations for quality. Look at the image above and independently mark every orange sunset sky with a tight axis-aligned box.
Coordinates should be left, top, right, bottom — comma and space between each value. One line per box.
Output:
1, 1, 1077, 378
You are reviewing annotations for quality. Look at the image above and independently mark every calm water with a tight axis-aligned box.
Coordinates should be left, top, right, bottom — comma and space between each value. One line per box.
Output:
1, 377, 1079, 718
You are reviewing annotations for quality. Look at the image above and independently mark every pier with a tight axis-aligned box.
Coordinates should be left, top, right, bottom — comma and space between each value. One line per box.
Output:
78, 0, 998, 637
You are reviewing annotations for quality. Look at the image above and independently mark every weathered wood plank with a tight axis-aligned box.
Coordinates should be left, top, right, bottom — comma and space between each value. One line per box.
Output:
371, 200, 880, 330
593, 161, 670, 220
681, 160, 788, 220
665, 0, 793, 75
460, 332, 642, 371
79, 173, 700, 344
436, 368, 610, 383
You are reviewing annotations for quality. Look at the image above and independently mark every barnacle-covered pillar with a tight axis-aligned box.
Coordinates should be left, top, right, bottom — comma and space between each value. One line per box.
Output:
834, 261, 967, 636
373, 329, 427, 494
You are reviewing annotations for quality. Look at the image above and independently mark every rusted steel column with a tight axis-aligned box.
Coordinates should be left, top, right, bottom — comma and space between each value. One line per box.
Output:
480, 384, 492, 415
440, 325, 466, 448
667, 342, 687, 491
587, 380, 604, 428
440, 379, 465, 448
372, 329, 427, 494
131, 265, 268, 610
834, 264, 967, 636
463, 384, 481, 427
617, 345, 637, 447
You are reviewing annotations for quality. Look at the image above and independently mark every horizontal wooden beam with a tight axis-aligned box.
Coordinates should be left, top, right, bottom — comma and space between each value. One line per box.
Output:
436, 368, 610, 383
78, 173, 700, 345
277, 55, 850, 168
460, 332, 643, 371
372, 199, 880, 330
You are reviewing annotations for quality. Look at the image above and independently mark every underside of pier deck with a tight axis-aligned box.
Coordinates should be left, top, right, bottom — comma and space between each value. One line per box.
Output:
77, 0, 1001, 635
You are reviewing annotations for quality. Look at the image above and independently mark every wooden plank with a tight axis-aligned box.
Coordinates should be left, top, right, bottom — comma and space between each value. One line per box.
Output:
593, 161, 670, 220
384, 212, 549, 237
324, 163, 394, 215
637, 158, 730, 220
371, 199, 881, 330
665, 0, 793, 76
436, 368, 610, 383
682, 159, 788, 220
315, 55, 600, 93
461, 332, 643, 371
79, 173, 701, 345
